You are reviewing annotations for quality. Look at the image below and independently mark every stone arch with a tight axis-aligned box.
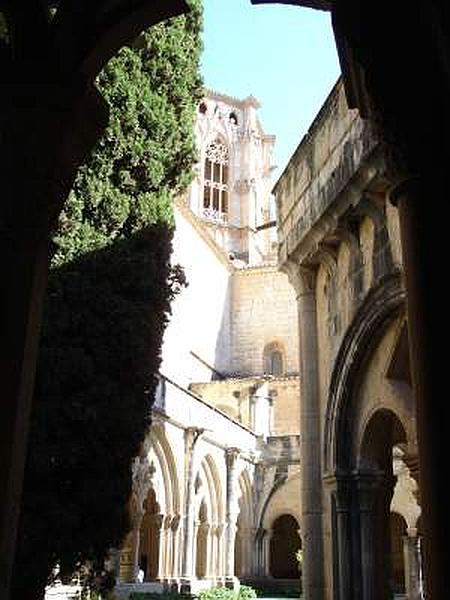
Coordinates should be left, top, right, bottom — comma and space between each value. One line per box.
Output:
192, 453, 224, 580
261, 471, 301, 531
147, 424, 180, 516
203, 453, 224, 527
324, 272, 406, 474
135, 425, 181, 582
356, 408, 408, 599
269, 514, 301, 579
235, 468, 254, 577
357, 407, 408, 472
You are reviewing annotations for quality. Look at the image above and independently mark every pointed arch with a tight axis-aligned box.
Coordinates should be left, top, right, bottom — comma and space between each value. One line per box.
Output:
146, 423, 180, 516
324, 272, 406, 473
235, 468, 255, 577
203, 136, 230, 223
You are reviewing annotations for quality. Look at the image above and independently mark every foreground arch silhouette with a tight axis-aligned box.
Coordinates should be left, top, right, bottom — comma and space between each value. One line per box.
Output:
1, 2, 450, 598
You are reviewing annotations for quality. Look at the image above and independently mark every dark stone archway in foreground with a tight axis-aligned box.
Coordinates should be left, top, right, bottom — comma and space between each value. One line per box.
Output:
0, 3, 188, 596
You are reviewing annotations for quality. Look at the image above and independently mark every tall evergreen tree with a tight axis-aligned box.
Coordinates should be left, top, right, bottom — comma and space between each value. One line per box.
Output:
12, 2, 203, 598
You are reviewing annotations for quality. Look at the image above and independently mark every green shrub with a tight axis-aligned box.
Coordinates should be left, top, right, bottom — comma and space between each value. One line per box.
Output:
238, 586, 257, 600
130, 593, 193, 600
197, 585, 257, 600
198, 588, 235, 600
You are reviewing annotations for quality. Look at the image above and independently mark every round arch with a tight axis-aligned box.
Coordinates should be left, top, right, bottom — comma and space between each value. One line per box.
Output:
269, 514, 301, 579
261, 471, 301, 531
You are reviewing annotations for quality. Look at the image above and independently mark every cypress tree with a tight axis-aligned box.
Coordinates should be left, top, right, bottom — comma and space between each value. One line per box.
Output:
12, 2, 203, 598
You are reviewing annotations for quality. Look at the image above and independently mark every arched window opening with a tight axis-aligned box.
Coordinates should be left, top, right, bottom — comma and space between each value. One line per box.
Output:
270, 514, 301, 579
203, 139, 229, 224
264, 343, 284, 376
195, 500, 209, 578
229, 111, 238, 125
199, 101, 207, 114
139, 487, 161, 581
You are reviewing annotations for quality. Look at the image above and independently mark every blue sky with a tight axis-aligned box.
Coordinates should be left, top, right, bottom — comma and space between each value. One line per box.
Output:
201, 0, 341, 178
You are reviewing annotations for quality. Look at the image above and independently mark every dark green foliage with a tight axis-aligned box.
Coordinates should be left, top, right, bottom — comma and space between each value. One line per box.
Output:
238, 586, 258, 600
52, 0, 203, 267
197, 585, 257, 600
130, 594, 194, 600
12, 1, 202, 598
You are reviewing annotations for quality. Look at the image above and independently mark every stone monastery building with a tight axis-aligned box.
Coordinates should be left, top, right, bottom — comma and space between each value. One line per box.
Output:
116, 91, 302, 597
114, 84, 423, 600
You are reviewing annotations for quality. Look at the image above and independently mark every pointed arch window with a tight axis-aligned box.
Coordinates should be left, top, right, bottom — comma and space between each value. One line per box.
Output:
203, 139, 229, 224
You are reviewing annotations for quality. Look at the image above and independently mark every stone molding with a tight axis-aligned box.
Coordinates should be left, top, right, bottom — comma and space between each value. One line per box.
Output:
324, 271, 406, 473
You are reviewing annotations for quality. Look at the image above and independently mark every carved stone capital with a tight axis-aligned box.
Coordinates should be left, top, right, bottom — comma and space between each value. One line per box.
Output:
281, 259, 317, 297
171, 514, 181, 531
225, 447, 240, 469
131, 455, 154, 520
184, 426, 205, 454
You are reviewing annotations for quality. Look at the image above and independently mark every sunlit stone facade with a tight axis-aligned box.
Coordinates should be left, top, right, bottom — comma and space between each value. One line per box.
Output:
274, 79, 422, 600
115, 92, 302, 598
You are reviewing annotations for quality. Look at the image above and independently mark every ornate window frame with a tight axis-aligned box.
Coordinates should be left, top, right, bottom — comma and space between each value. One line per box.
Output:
203, 138, 229, 224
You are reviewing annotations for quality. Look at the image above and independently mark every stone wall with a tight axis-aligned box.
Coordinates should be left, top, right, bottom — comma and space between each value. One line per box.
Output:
160, 202, 233, 385
272, 76, 420, 600
189, 375, 300, 436
230, 266, 299, 377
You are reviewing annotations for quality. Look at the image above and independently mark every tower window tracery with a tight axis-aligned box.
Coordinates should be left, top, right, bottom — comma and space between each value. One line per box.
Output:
203, 139, 229, 224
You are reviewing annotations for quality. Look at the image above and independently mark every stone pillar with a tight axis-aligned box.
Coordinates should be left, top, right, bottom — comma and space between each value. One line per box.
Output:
119, 525, 142, 583
156, 515, 170, 581
357, 476, 378, 600
200, 522, 211, 577
329, 476, 353, 600
390, 178, 447, 598
285, 263, 324, 600
163, 515, 173, 583
224, 447, 240, 588
403, 534, 424, 600
180, 427, 204, 591
215, 523, 226, 581
240, 527, 253, 576
262, 529, 273, 577
170, 515, 181, 580
357, 472, 393, 600
208, 525, 216, 580
119, 455, 154, 583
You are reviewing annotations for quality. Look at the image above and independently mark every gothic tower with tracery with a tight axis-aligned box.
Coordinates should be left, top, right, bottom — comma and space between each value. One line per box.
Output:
187, 91, 277, 266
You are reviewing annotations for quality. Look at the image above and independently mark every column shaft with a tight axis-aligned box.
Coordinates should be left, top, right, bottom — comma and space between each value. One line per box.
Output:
333, 479, 352, 600
403, 535, 424, 600
224, 448, 240, 587
297, 271, 324, 600
181, 428, 203, 583
394, 180, 447, 599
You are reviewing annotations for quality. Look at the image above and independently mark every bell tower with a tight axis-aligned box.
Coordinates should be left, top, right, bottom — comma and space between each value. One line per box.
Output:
187, 90, 276, 266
